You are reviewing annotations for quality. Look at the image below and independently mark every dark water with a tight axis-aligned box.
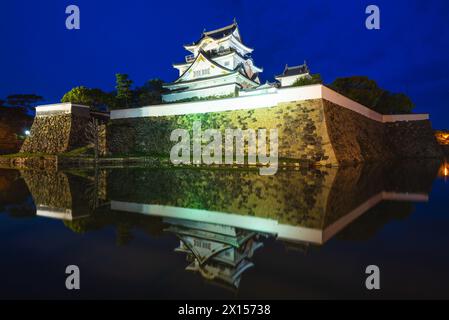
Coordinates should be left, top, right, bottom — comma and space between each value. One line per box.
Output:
0, 161, 448, 299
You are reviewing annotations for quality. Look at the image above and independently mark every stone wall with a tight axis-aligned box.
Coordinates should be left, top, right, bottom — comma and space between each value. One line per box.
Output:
385, 120, 443, 159
20, 105, 108, 155
323, 100, 391, 164
323, 100, 443, 163
108, 99, 338, 166
108, 98, 442, 166
20, 114, 74, 153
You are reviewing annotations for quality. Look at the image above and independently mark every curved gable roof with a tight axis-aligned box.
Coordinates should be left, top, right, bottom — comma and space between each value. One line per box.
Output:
193, 22, 239, 46
174, 50, 234, 83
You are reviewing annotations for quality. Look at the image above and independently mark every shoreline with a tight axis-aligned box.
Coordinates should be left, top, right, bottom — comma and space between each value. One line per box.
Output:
0, 152, 445, 171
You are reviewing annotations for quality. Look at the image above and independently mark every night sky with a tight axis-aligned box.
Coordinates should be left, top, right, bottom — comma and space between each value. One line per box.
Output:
1, 0, 448, 128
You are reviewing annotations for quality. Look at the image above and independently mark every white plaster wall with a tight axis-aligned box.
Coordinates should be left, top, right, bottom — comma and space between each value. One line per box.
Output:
382, 114, 429, 122
114, 85, 322, 118
104, 85, 429, 123
35, 103, 90, 115
179, 57, 227, 82
320, 86, 429, 122
166, 73, 238, 93
162, 83, 237, 103
277, 74, 308, 87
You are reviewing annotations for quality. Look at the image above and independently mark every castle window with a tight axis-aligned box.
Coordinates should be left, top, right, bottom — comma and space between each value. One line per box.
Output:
194, 68, 210, 77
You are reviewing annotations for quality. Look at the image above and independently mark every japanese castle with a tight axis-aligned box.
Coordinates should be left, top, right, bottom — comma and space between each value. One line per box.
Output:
162, 19, 311, 102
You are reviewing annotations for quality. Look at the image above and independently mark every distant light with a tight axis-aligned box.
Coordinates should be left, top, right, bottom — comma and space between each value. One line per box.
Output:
25, 130, 30, 136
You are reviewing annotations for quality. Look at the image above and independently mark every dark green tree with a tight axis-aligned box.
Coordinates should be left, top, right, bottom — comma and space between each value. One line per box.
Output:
115, 73, 133, 108
61, 86, 116, 111
6, 94, 43, 112
376, 92, 414, 115
134, 78, 165, 106
329, 76, 414, 114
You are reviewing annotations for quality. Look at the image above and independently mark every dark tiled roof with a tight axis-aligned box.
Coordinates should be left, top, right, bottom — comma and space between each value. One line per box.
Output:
189, 21, 239, 46
204, 23, 237, 39
276, 63, 309, 78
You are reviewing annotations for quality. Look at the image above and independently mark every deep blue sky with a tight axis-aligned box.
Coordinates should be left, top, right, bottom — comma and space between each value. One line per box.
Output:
1, 0, 448, 128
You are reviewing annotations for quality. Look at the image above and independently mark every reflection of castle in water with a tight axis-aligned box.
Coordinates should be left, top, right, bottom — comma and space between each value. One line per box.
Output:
166, 218, 264, 289
7, 160, 441, 289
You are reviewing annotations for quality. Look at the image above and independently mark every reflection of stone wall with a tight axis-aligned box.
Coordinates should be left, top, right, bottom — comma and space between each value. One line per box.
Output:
108, 99, 338, 165
21, 170, 73, 209
107, 161, 439, 230
107, 168, 336, 229
324, 160, 439, 227
21, 170, 97, 218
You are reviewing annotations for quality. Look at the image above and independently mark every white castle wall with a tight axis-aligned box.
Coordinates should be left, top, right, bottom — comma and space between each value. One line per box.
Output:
111, 85, 429, 123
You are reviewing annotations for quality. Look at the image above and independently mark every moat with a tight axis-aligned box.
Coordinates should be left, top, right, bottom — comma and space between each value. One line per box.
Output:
0, 160, 448, 299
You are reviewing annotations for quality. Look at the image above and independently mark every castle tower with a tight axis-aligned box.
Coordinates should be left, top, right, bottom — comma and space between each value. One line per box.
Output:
162, 20, 263, 102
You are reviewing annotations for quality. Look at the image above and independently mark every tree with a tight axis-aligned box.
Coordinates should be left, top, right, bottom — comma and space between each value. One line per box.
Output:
329, 76, 414, 114
291, 74, 323, 87
6, 94, 43, 112
61, 86, 92, 105
376, 92, 414, 115
134, 78, 165, 106
115, 73, 133, 108
61, 86, 116, 111
85, 117, 100, 162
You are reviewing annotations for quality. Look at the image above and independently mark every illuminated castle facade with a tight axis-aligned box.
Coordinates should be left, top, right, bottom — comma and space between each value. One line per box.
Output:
162, 20, 265, 102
